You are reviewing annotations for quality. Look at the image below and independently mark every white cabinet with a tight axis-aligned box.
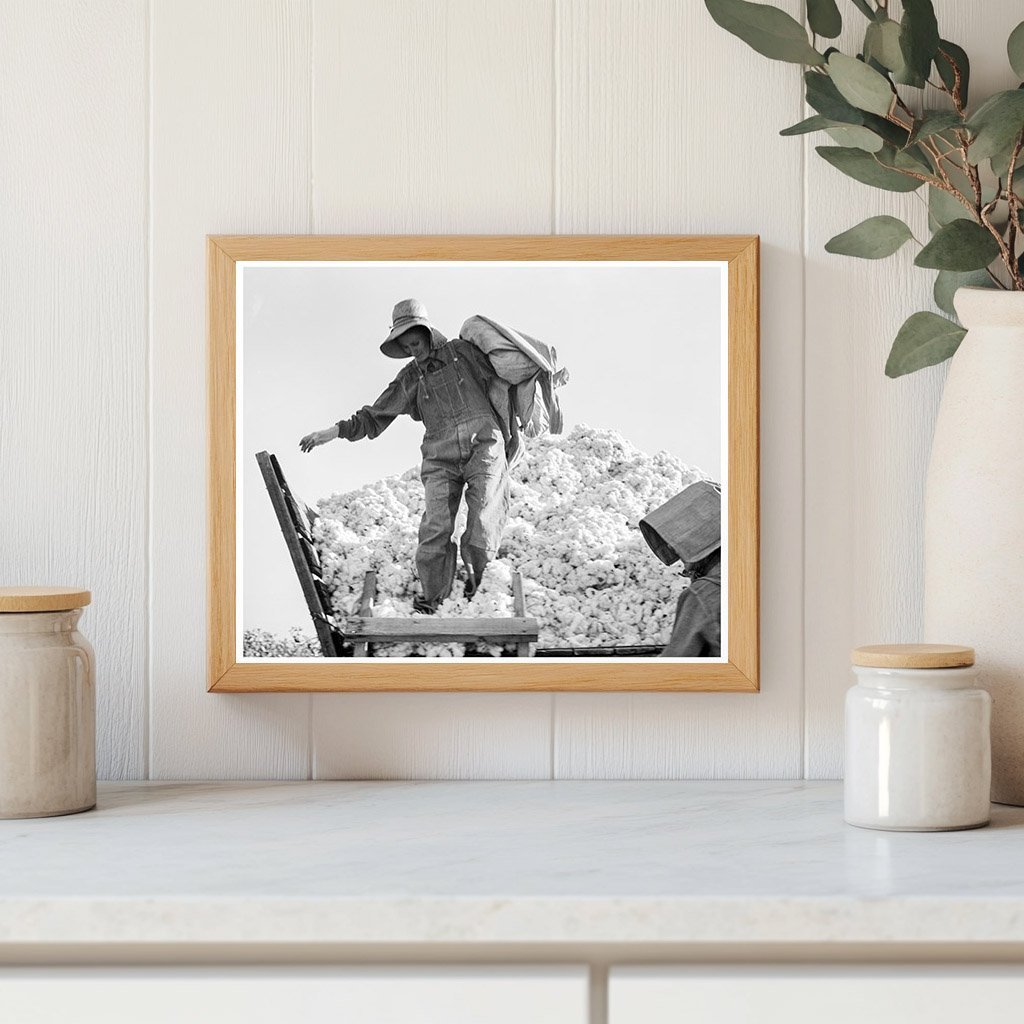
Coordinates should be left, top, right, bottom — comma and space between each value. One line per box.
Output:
609, 967, 1024, 1024
0, 967, 588, 1024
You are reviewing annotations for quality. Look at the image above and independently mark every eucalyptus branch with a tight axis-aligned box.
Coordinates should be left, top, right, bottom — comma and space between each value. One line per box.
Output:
935, 46, 966, 116
963, 149, 984, 210
874, 160, 942, 190
919, 138, 954, 186
979, 203, 1019, 288
704, 0, 1024, 372
1007, 136, 1024, 288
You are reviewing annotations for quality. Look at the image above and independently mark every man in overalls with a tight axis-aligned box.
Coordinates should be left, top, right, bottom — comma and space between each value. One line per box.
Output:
300, 299, 510, 613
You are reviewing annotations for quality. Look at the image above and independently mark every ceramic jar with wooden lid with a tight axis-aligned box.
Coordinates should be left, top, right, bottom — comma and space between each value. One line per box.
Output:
844, 644, 990, 832
0, 587, 95, 818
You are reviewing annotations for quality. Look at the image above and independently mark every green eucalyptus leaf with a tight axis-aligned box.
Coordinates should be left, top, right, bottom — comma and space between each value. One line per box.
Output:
826, 125, 885, 151
990, 133, 1024, 182
885, 143, 934, 175
899, 0, 940, 84
967, 90, 1024, 163
850, 0, 875, 19
816, 145, 923, 191
807, 0, 841, 39
825, 215, 914, 258
935, 40, 970, 107
780, 114, 834, 136
914, 220, 1002, 271
928, 185, 970, 227
907, 111, 963, 147
1009, 21, 1024, 80
805, 70, 868, 123
934, 270, 992, 318
705, 0, 825, 64
892, 67, 927, 89
862, 112, 910, 148
864, 19, 905, 74
827, 52, 895, 116
885, 311, 966, 377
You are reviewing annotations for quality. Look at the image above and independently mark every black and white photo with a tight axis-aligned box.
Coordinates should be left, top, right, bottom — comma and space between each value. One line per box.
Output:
237, 257, 728, 662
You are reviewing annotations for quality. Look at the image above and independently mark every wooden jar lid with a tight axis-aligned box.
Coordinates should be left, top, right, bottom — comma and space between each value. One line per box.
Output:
851, 643, 975, 669
0, 587, 92, 612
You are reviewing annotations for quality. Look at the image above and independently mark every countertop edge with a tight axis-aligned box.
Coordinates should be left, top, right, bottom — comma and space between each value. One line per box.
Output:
4, 896, 1024, 946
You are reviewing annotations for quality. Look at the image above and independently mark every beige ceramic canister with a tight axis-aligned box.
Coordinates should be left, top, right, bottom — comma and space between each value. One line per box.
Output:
0, 587, 95, 818
844, 644, 991, 832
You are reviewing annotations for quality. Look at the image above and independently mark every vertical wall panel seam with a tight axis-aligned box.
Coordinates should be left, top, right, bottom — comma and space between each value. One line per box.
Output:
307, 0, 316, 781
550, 0, 561, 780
145, 0, 154, 781
551, 0, 561, 236
308, 0, 316, 237
800, 10, 810, 779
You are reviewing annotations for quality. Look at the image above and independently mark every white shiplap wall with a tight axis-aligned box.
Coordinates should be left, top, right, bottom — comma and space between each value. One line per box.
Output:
3, 0, 1016, 780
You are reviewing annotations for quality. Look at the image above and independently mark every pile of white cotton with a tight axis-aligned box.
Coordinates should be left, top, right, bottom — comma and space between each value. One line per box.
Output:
312, 425, 708, 656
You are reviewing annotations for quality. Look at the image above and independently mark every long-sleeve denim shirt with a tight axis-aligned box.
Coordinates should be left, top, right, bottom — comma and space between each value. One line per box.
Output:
660, 564, 722, 658
337, 340, 500, 442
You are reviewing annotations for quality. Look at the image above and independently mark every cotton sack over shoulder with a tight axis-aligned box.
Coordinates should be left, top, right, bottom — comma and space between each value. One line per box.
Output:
460, 315, 570, 440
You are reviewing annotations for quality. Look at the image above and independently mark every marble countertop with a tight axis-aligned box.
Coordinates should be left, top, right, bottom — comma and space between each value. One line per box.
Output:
2, 781, 1024, 948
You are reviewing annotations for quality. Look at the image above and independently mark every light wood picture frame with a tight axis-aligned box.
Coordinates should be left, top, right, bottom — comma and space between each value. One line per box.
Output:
209, 235, 759, 692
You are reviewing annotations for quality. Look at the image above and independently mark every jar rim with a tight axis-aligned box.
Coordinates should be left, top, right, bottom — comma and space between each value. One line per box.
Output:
851, 643, 974, 669
0, 587, 91, 613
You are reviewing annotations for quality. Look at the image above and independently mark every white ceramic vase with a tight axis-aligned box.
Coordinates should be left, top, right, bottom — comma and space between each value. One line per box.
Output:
923, 287, 1024, 805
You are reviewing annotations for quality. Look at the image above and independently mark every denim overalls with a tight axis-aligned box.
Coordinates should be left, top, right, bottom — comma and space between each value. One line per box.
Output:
414, 344, 510, 609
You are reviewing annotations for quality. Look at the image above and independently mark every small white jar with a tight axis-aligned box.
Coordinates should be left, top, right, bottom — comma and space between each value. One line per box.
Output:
845, 644, 991, 831
0, 587, 95, 818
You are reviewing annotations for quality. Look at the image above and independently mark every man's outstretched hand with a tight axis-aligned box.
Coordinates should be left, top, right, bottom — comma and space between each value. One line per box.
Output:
299, 427, 337, 453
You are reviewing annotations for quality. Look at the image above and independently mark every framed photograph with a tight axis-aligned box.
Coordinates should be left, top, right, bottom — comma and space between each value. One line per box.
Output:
209, 235, 758, 692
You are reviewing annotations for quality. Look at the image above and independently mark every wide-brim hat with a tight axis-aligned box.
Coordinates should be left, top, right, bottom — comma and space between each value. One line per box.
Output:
380, 298, 447, 358
640, 480, 722, 565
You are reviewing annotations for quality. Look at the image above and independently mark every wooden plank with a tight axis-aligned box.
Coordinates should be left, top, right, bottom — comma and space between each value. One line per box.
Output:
358, 572, 377, 616
0, 0, 148, 780
352, 572, 377, 658
257, 451, 336, 657
512, 572, 532, 659
149, 0, 312, 779
345, 617, 540, 644
512, 573, 526, 617
271, 453, 314, 540
298, 537, 322, 578
313, 579, 334, 615
537, 645, 662, 658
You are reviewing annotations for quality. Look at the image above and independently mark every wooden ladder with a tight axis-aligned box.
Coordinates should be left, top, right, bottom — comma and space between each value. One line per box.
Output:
256, 450, 343, 657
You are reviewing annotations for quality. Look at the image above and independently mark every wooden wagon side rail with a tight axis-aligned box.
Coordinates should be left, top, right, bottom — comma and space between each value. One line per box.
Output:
256, 450, 342, 657
347, 570, 539, 655
346, 617, 540, 645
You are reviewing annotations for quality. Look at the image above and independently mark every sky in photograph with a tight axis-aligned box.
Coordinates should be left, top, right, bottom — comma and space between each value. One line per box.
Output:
241, 261, 724, 636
